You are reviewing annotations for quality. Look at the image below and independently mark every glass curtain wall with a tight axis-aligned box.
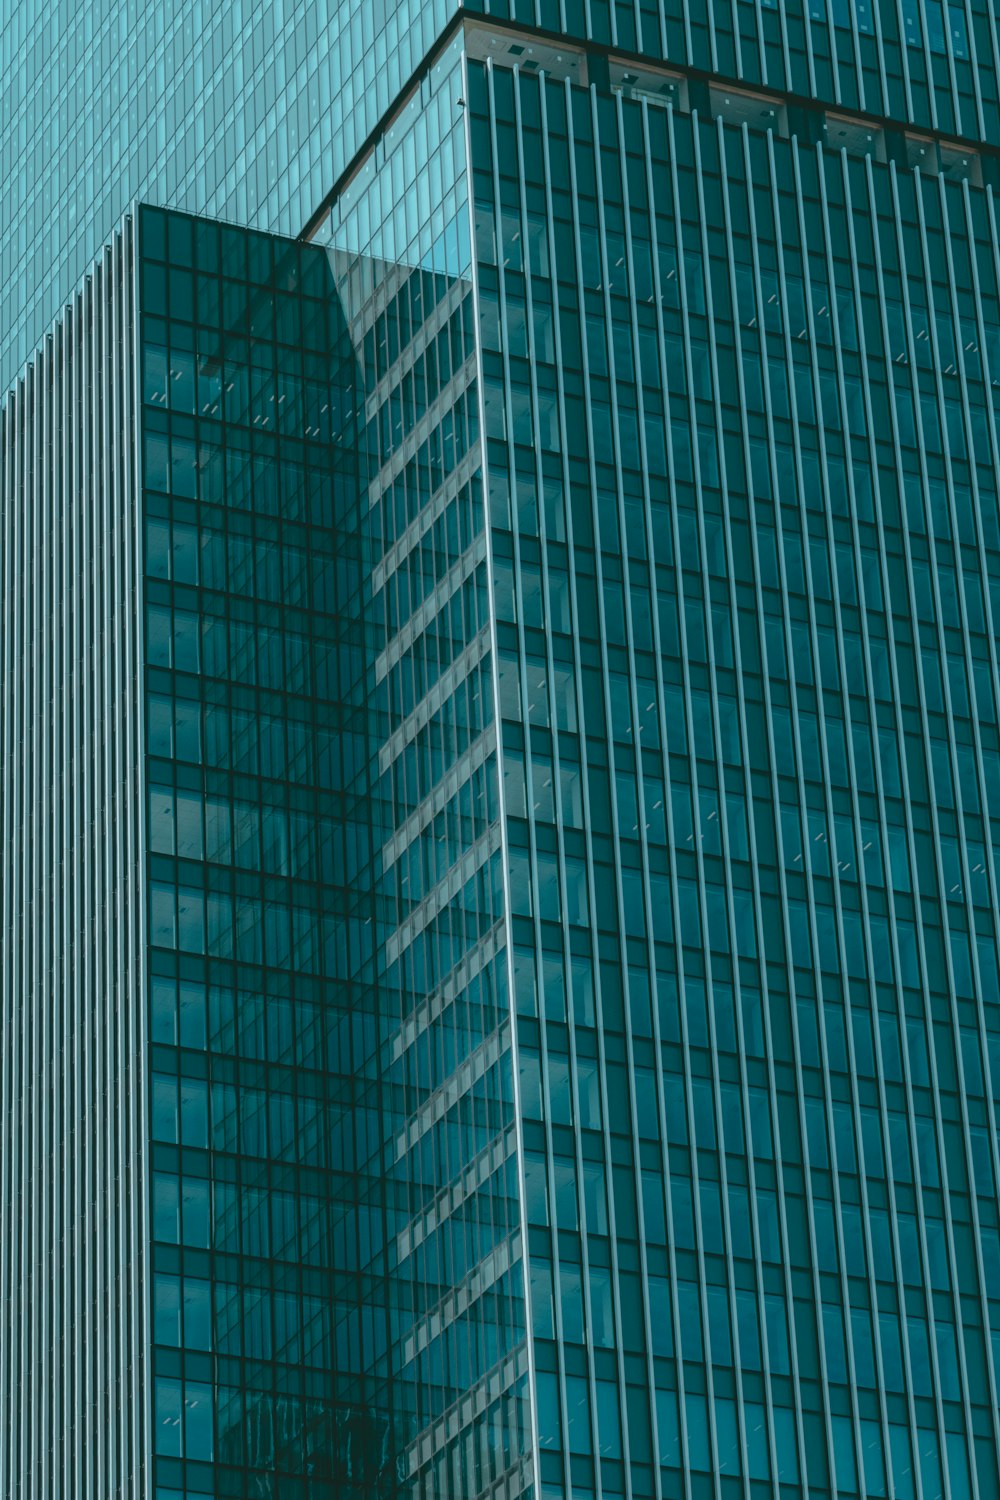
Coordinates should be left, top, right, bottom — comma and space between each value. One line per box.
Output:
322, 34, 532, 1500
469, 40, 1000, 1500
1, 0, 458, 393
9, 8, 1000, 1500
463, 0, 1000, 143
138, 206, 396, 1500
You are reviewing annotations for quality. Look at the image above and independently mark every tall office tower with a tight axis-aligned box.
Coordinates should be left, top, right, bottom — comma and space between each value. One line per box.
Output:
6, 4, 1000, 1500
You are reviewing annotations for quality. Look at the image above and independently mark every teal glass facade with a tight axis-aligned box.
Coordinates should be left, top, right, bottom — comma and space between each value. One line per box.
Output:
0, 0, 455, 392
138, 207, 398, 1497
8, 0, 1000, 395
465, 41, 1000, 1500
324, 35, 530, 1498
6, 4, 1000, 1499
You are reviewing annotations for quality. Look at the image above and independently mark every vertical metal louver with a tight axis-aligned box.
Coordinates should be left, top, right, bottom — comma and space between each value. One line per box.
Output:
0, 218, 148, 1500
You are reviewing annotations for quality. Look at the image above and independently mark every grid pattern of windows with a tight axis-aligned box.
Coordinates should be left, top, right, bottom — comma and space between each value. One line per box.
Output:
323, 37, 531, 1500
0, 0, 454, 393
470, 46, 1000, 1500
9, 8, 1000, 1500
137, 206, 395, 1499
9, 4, 1000, 399
465, 0, 1000, 151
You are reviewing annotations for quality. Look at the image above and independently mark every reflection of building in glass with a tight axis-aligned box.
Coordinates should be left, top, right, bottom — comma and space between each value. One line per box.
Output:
7, 4, 1000, 1498
139, 211, 397, 1494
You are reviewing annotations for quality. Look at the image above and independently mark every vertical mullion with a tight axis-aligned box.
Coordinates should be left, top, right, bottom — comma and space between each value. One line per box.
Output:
562, 68, 649, 1499
626, 90, 709, 1500
953, 179, 1000, 1414
740, 115, 865, 1500
904, 163, 1000, 1497
812, 135, 951, 1498
456, 54, 532, 1493
714, 108, 825, 1500
838, 145, 942, 1498
979, 1, 1000, 145
60, 298, 72, 1500
686, 102, 787, 1500
867, 0, 894, 124
40, 302, 53, 1500
935, 0, 964, 134
480, 57, 567, 1494
679, 100, 786, 1496
71, 284, 85, 1500
885, 160, 987, 1486
956, 0, 988, 142
592, 83, 675, 1462
0, 367, 11, 1500
110, 229, 127, 1495
16, 373, 27, 1500
930, 160, 1000, 1475
889, 0, 919, 123
98, 243, 115, 1498
531, 63, 619, 1500
801, 134, 928, 1497
665, 100, 773, 1497
29, 343, 42, 1500
128, 210, 151, 1500
764, 126, 889, 1497
860, 147, 972, 1495
82, 264, 96, 1500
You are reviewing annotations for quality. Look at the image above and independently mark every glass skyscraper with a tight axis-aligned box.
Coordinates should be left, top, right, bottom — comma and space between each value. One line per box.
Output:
5, 3, 1000, 1499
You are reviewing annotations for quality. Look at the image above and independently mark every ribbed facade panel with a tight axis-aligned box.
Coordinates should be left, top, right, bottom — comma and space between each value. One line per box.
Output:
0, 224, 148, 1497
